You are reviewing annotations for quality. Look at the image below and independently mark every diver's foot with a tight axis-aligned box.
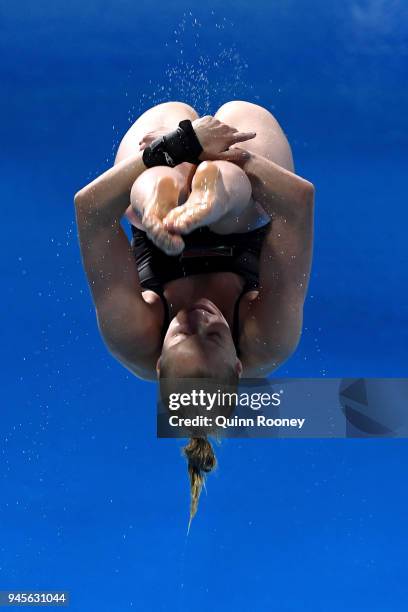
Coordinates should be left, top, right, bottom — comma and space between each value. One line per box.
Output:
142, 175, 185, 255
163, 161, 227, 235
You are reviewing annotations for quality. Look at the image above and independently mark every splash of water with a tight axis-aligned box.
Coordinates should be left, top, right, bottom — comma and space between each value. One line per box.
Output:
130, 10, 256, 120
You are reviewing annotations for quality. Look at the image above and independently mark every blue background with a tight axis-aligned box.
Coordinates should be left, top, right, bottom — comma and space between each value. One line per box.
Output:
1, 1, 407, 610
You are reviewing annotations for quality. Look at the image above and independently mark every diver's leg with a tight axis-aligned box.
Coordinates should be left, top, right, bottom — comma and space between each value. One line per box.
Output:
214, 100, 294, 171
212, 101, 296, 232
164, 160, 257, 235
165, 101, 295, 235
115, 101, 199, 237
210, 101, 294, 232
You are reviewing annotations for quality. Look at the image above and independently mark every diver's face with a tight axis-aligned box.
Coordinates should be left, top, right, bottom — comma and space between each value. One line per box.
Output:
159, 298, 242, 378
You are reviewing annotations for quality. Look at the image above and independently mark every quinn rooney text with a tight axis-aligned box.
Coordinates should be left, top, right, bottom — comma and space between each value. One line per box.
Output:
168, 415, 306, 429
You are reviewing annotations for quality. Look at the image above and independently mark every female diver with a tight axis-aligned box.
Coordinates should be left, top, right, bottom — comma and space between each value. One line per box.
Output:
74, 100, 315, 524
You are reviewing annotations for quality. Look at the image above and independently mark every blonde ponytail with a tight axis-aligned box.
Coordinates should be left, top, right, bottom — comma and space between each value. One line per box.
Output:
183, 437, 216, 530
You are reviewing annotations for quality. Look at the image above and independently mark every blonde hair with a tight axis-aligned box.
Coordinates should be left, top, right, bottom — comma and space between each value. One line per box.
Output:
158, 362, 239, 529
183, 437, 217, 531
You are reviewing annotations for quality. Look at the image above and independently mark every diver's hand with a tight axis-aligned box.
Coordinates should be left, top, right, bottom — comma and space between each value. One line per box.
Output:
192, 116, 255, 162
139, 119, 255, 163
138, 128, 168, 151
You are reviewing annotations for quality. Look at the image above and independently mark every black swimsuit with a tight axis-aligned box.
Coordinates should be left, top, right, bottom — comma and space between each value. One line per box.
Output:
130, 222, 271, 354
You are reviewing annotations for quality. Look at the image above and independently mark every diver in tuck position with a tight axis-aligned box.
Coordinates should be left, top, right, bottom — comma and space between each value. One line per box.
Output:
74, 100, 314, 385
74, 100, 315, 525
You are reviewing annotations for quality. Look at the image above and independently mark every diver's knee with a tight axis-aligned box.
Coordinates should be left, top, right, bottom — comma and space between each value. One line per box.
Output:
153, 101, 199, 118
215, 99, 273, 118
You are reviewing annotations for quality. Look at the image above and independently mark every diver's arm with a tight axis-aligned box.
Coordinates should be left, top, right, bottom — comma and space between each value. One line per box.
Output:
74, 152, 161, 362
74, 151, 147, 224
238, 156, 315, 374
235, 149, 314, 219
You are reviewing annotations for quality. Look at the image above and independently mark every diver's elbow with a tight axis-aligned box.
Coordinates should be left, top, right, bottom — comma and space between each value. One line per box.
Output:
278, 328, 302, 364
301, 181, 315, 206
74, 188, 87, 208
